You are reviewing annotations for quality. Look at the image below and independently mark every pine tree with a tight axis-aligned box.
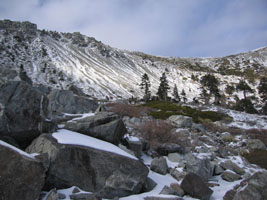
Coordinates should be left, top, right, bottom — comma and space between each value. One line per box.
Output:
200, 74, 220, 104
172, 84, 180, 102
157, 72, 170, 101
258, 77, 267, 102
236, 80, 253, 99
140, 73, 151, 102
181, 89, 187, 103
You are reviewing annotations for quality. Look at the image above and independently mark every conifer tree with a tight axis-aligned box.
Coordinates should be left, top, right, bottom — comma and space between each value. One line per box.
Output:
200, 74, 220, 104
236, 80, 253, 100
157, 72, 170, 101
181, 89, 187, 103
140, 73, 151, 102
258, 77, 267, 102
172, 84, 180, 102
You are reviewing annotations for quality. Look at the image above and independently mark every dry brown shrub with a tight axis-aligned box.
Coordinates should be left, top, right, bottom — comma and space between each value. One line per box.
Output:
203, 121, 244, 135
245, 129, 267, 146
136, 120, 187, 149
106, 102, 151, 118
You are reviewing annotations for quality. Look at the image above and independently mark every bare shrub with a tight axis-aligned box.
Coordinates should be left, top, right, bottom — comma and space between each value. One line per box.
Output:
106, 102, 151, 118
136, 120, 188, 149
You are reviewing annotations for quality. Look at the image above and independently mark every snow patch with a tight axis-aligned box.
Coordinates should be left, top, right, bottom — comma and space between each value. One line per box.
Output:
52, 129, 137, 160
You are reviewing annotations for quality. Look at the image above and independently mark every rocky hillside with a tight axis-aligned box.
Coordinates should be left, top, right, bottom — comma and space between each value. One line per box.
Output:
0, 19, 267, 103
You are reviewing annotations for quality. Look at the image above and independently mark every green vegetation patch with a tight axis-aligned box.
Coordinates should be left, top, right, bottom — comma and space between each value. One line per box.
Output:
243, 150, 267, 170
141, 101, 231, 123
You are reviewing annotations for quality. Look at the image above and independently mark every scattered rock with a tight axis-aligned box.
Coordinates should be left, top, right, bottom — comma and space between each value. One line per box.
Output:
159, 185, 177, 195
247, 139, 266, 150
181, 172, 213, 200
170, 168, 187, 181
223, 189, 237, 200
0, 141, 45, 200
213, 162, 225, 175
26, 133, 148, 199
168, 115, 193, 128
156, 143, 186, 156
168, 153, 183, 163
144, 197, 183, 200
64, 112, 127, 144
69, 192, 96, 200
142, 177, 157, 193
221, 171, 241, 182
150, 157, 168, 175
185, 153, 213, 181
170, 183, 185, 197
126, 136, 143, 158
219, 160, 245, 175
44, 188, 59, 200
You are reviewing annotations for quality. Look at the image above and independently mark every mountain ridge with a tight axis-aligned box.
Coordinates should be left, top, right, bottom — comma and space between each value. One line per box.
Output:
0, 19, 266, 104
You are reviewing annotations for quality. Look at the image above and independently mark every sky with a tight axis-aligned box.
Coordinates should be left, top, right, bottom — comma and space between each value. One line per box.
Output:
0, 0, 267, 58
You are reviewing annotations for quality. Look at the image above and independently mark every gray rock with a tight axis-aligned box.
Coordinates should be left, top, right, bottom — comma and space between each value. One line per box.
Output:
159, 185, 176, 195
185, 153, 213, 181
247, 139, 266, 150
181, 172, 213, 200
68, 85, 87, 97
44, 188, 59, 200
144, 197, 183, 200
168, 115, 193, 128
233, 171, 267, 200
0, 81, 51, 148
142, 177, 157, 193
126, 136, 143, 158
219, 160, 245, 175
213, 163, 225, 175
48, 89, 98, 120
168, 153, 183, 163
170, 183, 185, 197
223, 189, 237, 200
170, 168, 187, 181
69, 192, 96, 200
0, 141, 45, 200
156, 143, 186, 156
64, 112, 127, 144
221, 171, 241, 182
26, 133, 148, 199
150, 157, 168, 175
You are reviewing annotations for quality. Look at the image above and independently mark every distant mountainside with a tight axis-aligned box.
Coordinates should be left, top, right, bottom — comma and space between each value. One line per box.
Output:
0, 19, 266, 104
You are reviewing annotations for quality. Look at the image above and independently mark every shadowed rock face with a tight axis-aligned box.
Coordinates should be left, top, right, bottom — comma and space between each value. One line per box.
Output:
0, 81, 50, 148
0, 142, 45, 200
26, 133, 149, 199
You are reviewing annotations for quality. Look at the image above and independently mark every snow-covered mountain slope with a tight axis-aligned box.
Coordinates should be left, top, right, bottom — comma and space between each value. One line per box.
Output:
0, 19, 267, 102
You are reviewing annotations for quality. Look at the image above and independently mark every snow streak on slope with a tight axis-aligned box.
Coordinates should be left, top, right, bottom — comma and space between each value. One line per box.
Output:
0, 20, 267, 102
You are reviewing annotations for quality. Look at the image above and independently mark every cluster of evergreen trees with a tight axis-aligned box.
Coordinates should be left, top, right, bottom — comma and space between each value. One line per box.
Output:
139, 72, 267, 115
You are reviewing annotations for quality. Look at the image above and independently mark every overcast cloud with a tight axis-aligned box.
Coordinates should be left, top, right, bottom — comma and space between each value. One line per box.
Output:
0, 0, 267, 57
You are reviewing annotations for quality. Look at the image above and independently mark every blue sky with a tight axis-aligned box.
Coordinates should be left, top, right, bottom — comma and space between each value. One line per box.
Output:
0, 0, 267, 57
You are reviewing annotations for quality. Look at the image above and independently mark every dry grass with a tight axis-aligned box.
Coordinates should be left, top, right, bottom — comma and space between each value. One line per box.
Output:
106, 102, 151, 118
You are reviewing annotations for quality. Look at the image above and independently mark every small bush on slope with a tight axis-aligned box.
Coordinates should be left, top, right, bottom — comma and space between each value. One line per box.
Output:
141, 101, 231, 123
106, 102, 151, 118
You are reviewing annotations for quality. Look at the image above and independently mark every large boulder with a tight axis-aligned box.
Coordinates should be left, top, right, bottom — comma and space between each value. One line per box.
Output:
219, 160, 245, 175
184, 153, 213, 182
48, 89, 98, 120
64, 112, 127, 144
0, 81, 51, 148
26, 130, 149, 199
181, 173, 213, 200
247, 139, 266, 150
168, 115, 193, 128
0, 140, 45, 200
